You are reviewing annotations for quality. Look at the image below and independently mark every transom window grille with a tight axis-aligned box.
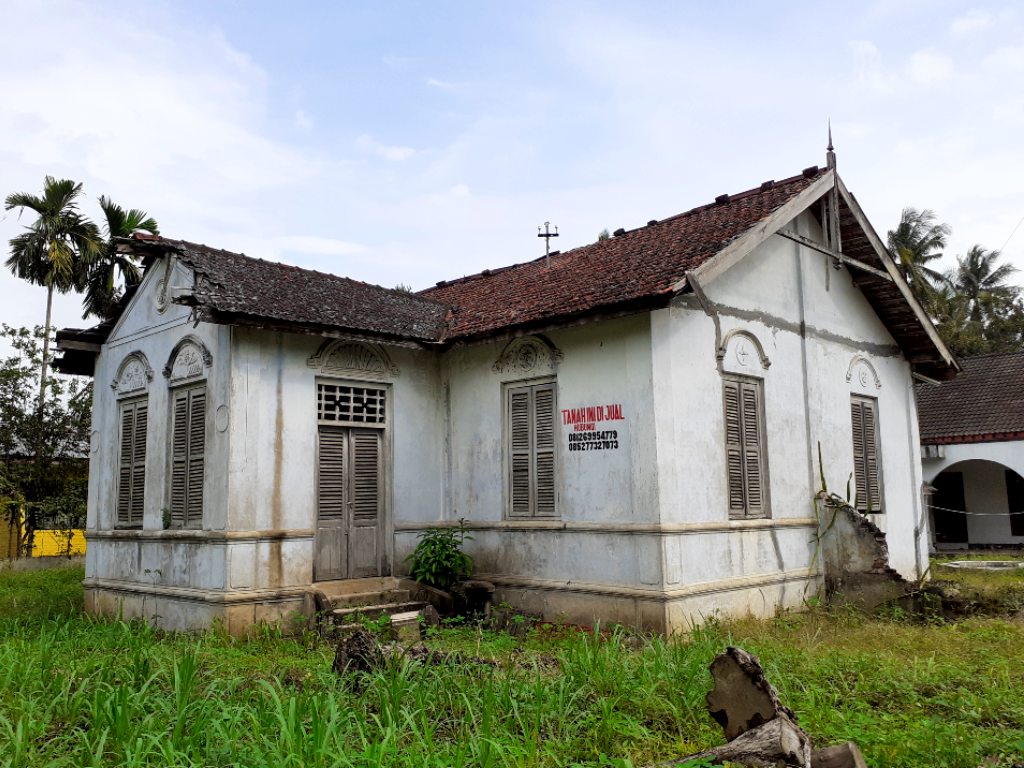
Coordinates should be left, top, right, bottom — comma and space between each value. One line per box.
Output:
318, 383, 387, 426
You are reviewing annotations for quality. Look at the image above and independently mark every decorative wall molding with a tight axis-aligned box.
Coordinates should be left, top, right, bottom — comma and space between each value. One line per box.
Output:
846, 354, 882, 390
717, 328, 771, 374
111, 351, 154, 395
163, 335, 212, 382
307, 340, 399, 378
492, 335, 563, 375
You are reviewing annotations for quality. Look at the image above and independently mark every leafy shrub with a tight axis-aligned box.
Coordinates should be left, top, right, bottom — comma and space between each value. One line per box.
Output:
405, 519, 473, 591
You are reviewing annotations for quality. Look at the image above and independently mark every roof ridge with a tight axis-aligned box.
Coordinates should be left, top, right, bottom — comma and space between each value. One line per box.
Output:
960, 349, 1024, 361
421, 166, 825, 294
165, 238, 451, 308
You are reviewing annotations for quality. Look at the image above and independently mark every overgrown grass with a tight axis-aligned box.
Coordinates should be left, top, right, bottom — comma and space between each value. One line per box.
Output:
0, 566, 1022, 767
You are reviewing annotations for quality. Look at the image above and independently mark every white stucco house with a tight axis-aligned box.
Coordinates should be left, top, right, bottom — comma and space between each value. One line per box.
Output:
56, 151, 957, 634
916, 351, 1024, 548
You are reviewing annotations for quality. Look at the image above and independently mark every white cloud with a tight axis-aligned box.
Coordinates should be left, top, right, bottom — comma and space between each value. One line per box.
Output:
271, 235, 366, 257
449, 183, 470, 197
849, 40, 894, 93
294, 109, 313, 130
426, 77, 456, 89
950, 9, 992, 38
0, 1, 323, 336
908, 49, 954, 84
984, 46, 1024, 72
355, 134, 416, 161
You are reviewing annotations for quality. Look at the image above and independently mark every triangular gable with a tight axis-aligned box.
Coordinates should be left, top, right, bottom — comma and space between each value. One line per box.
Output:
672, 169, 957, 381
104, 254, 194, 345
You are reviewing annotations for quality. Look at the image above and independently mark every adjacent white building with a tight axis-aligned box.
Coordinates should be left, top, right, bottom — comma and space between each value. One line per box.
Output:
56, 154, 957, 633
917, 351, 1024, 548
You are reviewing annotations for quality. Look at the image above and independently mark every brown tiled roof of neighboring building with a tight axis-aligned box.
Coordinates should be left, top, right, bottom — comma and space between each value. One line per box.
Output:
157, 239, 451, 343
916, 351, 1024, 444
422, 170, 827, 339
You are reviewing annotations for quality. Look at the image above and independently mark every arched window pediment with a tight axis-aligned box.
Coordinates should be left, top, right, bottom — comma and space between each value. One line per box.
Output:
111, 352, 154, 395
492, 335, 563, 375
163, 335, 213, 384
847, 355, 882, 390
307, 340, 399, 379
718, 329, 771, 375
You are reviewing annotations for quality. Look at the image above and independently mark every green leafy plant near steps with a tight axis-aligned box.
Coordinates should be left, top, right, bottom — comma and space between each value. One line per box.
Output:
405, 518, 473, 591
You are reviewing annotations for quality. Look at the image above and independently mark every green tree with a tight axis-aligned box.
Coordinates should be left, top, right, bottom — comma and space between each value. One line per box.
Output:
0, 326, 90, 556
81, 196, 159, 320
926, 248, 1024, 357
946, 245, 1019, 324
887, 207, 950, 298
4, 177, 101, 410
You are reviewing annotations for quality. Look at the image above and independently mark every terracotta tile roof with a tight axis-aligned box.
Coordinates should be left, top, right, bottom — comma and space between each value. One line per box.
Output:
158, 238, 451, 342
421, 169, 828, 340
916, 351, 1024, 443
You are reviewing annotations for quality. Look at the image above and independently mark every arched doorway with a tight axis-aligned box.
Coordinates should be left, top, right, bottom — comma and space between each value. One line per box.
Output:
929, 460, 1024, 548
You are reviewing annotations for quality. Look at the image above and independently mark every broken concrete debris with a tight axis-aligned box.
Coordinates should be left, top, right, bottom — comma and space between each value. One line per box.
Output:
654, 646, 868, 768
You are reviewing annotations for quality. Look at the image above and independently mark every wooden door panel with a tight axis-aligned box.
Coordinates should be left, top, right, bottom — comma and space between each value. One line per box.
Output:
315, 427, 348, 581
349, 429, 382, 577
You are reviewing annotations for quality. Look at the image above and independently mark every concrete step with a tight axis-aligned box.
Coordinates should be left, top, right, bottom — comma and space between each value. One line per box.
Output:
329, 600, 427, 623
314, 577, 402, 598
328, 589, 411, 608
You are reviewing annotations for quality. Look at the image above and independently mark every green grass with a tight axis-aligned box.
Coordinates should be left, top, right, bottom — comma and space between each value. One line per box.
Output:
0, 566, 1022, 767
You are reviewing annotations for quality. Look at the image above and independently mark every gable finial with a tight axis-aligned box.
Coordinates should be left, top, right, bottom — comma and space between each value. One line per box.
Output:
826, 120, 836, 170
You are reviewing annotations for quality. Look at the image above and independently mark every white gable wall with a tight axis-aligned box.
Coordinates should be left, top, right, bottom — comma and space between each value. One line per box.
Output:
650, 209, 928, 628
85, 258, 233, 629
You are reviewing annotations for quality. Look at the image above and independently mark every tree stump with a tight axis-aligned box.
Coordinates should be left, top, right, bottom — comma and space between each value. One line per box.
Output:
706, 646, 797, 741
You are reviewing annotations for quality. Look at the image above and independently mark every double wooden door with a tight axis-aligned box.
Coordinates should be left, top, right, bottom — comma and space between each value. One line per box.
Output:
314, 426, 384, 581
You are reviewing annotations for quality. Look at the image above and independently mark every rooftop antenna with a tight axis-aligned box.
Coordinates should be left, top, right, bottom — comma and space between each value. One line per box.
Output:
538, 221, 559, 265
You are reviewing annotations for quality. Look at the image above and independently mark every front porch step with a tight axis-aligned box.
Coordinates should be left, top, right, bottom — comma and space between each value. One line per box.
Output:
328, 589, 412, 608
329, 600, 426, 623
314, 577, 403, 598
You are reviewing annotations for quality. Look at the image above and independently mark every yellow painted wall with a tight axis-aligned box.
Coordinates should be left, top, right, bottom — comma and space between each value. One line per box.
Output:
0, 519, 19, 558
0, 516, 86, 558
31, 529, 86, 557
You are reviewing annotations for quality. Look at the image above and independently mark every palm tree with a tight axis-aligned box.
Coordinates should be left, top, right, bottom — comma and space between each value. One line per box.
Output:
4, 177, 101, 410
82, 196, 159, 320
887, 207, 951, 297
946, 245, 1019, 324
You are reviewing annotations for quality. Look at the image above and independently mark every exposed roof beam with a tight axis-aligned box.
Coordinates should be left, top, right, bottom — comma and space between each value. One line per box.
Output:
776, 229, 893, 282
834, 176, 959, 373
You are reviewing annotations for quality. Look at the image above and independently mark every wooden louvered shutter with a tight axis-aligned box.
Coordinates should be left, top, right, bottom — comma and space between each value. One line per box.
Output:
533, 384, 556, 516
186, 388, 206, 526
723, 380, 745, 515
509, 388, 532, 517
315, 427, 347, 581
130, 404, 147, 526
117, 405, 135, 525
851, 396, 881, 513
350, 430, 382, 577
740, 382, 765, 517
170, 391, 189, 527
724, 377, 767, 518
317, 428, 346, 519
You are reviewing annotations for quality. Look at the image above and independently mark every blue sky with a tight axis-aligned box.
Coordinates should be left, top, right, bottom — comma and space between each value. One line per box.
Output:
2, 1, 1023, 336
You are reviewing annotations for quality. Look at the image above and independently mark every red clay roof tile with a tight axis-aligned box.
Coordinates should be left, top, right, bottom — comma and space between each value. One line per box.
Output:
421, 170, 827, 339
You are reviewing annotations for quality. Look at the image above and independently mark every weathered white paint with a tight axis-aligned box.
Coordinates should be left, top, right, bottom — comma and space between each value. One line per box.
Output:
84, 201, 934, 633
923, 443, 1024, 546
